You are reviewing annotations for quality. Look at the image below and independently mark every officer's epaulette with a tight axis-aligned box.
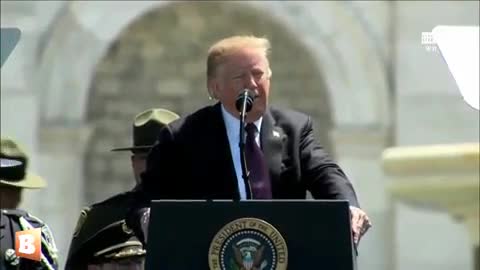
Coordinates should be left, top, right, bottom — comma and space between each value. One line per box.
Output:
1, 209, 28, 217
72, 191, 135, 239
2, 209, 40, 223
66, 191, 144, 266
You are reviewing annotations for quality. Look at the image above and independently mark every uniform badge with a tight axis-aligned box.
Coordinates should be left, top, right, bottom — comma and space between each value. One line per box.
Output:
4, 248, 19, 266
208, 217, 288, 270
73, 207, 90, 237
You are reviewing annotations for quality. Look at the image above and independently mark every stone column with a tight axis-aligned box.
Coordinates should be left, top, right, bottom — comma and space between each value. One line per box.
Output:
37, 124, 93, 269
331, 126, 393, 270
382, 143, 479, 270
475, 245, 479, 270
1, 1, 44, 234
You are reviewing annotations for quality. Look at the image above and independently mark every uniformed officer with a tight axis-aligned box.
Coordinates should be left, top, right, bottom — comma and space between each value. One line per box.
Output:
65, 108, 180, 270
0, 138, 59, 270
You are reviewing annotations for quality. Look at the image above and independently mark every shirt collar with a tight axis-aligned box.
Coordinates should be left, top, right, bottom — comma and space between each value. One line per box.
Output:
221, 104, 262, 140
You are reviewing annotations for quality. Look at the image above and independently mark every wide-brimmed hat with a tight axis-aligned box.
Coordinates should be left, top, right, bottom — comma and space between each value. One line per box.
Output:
111, 108, 180, 152
0, 137, 47, 189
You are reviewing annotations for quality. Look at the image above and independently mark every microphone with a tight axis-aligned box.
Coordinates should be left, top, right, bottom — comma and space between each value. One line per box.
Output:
235, 89, 257, 200
235, 89, 257, 113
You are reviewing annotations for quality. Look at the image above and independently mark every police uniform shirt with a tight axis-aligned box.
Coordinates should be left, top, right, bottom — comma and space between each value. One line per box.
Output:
65, 191, 146, 270
0, 209, 58, 270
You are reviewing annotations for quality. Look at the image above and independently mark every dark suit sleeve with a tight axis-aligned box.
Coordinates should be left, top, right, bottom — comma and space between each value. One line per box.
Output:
299, 117, 360, 207
137, 124, 179, 201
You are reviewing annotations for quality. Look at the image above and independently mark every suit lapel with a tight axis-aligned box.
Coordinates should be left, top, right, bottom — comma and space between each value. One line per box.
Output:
260, 109, 285, 198
211, 103, 241, 200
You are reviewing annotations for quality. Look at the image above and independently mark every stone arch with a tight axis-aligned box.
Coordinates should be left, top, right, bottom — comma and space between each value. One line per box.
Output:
36, 1, 391, 203
82, 2, 335, 203
38, 1, 390, 128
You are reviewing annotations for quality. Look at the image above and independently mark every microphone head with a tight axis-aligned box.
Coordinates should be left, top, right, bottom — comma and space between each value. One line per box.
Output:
235, 89, 256, 113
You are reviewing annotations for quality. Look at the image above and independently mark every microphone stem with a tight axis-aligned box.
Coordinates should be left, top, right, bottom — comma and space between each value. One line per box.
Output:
239, 91, 252, 200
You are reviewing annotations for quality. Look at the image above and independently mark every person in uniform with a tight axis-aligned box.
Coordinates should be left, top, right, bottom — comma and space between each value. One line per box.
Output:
65, 108, 180, 270
0, 138, 59, 270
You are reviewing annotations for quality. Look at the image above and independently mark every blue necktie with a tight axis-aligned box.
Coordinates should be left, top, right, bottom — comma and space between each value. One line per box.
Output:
245, 123, 272, 199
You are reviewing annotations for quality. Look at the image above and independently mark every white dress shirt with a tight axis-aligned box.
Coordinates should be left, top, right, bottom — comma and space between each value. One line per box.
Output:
221, 105, 262, 200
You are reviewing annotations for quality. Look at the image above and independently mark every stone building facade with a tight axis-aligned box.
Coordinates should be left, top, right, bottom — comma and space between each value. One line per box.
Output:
1, 1, 478, 269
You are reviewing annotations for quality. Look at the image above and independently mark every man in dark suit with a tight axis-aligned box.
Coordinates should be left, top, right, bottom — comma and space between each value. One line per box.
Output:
139, 35, 372, 245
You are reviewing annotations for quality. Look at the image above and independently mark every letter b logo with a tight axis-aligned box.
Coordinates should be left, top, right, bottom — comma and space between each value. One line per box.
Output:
15, 228, 41, 261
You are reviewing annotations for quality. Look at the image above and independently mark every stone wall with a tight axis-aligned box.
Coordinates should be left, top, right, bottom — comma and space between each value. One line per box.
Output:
3, 2, 391, 269
84, 1, 334, 203
394, 1, 480, 270
3, 1, 476, 270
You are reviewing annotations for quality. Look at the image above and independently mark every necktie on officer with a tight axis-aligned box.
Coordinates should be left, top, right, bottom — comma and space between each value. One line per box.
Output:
245, 123, 272, 199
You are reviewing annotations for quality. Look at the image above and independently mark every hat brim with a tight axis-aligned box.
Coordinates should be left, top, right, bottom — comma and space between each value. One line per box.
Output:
0, 172, 47, 189
110, 145, 153, 152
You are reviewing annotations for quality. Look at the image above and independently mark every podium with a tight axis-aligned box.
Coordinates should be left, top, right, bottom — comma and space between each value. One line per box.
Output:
145, 200, 357, 270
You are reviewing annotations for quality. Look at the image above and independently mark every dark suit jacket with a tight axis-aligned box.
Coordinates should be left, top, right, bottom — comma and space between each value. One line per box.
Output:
139, 103, 359, 207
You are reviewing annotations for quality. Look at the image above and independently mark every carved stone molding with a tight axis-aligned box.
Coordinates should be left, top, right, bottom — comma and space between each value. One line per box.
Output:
383, 143, 480, 246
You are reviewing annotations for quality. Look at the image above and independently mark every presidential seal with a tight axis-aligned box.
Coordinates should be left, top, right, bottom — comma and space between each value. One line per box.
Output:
208, 218, 288, 270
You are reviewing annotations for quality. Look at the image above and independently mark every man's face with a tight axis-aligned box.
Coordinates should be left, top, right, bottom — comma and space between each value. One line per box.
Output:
210, 47, 271, 122
0, 186, 22, 209
131, 152, 148, 185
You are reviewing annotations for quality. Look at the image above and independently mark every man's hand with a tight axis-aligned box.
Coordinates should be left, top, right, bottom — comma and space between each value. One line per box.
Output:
349, 206, 372, 246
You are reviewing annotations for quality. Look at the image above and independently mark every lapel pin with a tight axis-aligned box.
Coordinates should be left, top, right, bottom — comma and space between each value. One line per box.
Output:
273, 130, 280, 138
